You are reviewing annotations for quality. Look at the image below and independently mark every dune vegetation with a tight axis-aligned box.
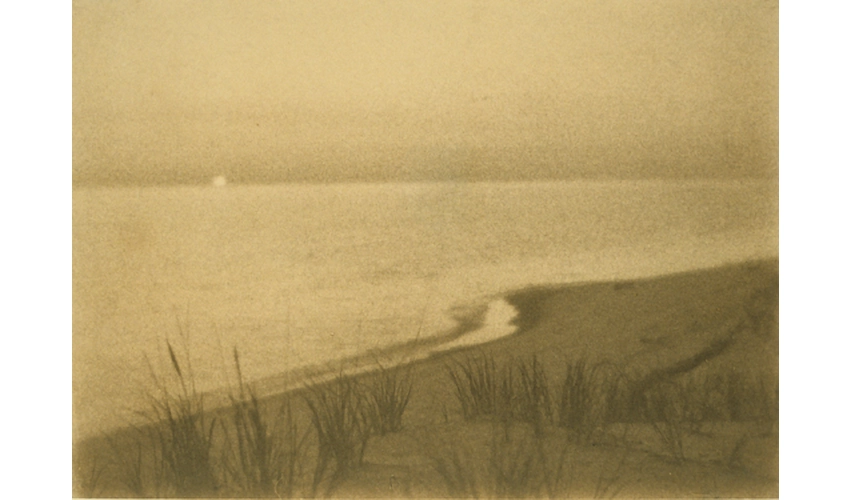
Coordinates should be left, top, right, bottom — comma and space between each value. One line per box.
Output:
73, 259, 778, 498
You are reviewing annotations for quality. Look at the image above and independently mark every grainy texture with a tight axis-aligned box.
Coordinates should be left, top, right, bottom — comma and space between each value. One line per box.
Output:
74, 260, 778, 497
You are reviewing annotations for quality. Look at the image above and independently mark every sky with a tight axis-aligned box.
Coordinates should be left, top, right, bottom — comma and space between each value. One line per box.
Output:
73, 0, 778, 185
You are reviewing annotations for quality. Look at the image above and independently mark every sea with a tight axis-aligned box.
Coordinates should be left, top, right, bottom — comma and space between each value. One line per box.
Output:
72, 180, 778, 440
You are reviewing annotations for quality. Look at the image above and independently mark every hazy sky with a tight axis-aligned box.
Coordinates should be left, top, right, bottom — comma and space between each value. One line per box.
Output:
73, 0, 777, 185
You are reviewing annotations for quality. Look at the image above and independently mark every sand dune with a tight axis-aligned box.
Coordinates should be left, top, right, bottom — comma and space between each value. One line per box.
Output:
74, 258, 778, 498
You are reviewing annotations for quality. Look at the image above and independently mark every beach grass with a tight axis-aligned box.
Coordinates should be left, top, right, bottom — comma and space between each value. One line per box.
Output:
140, 341, 219, 496
426, 423, 555, 498
446, 353, 556, 432
74, 259, 779, 498
558, 359, 603, 443
643, 380, 688, 462
514, 355, 554, 435
427, 436, 480, 497
222, 348, 309, 497
362, 363, 414, 436
446, 351, 502, 422
303, 372, 372, 495
425, 421, 632, 499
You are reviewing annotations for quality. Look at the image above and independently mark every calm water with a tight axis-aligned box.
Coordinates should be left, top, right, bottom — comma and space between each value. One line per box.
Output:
73, 180, 777, 439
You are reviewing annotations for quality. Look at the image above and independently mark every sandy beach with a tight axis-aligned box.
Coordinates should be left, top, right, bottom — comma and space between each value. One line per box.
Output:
74, 258, 778, 498
70, 2, 781, 496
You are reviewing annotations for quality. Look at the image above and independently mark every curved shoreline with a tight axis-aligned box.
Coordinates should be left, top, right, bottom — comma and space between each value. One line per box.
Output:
252, 256, 780, 405
74, 255, 779, 497
75, 256, 778, 447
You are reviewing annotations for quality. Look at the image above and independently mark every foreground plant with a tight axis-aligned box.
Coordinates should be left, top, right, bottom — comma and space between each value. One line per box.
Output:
142, 340, 219, 496
427, 423, 575, 499
514, 355, 554, 435
644, 381, 687, 462
446, 352, 501, 421
76, 453, 107, 498
447, 352, 556, 427
106, 433, 152, 497
362, 363, 414, 436
558, 359, 605, 443
303, 372, 372, 495
223, 348, 309, 497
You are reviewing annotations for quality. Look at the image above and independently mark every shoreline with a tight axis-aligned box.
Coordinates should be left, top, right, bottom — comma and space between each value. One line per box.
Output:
251, 256, 779, 404
75, 256, 778, 447
74, 256, 779, 497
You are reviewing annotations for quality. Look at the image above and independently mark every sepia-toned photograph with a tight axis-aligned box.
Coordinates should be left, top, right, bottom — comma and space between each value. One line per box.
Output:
73, 1, 778, 497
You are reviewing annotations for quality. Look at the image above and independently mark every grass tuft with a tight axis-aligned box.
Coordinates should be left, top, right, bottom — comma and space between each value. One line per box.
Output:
427, 423, 575, 499
514, 355, 554, 435
303, 372, 372, 495
363, 363, 414, 436
487, 425, 547, 498
447, 352, 555, 429
141, 340, 219, 496
643, 381, 687, 462
223, 348, 309, 497
446, 352, 501, 421
558, 359, 603, 443
430, 440, 481, 498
